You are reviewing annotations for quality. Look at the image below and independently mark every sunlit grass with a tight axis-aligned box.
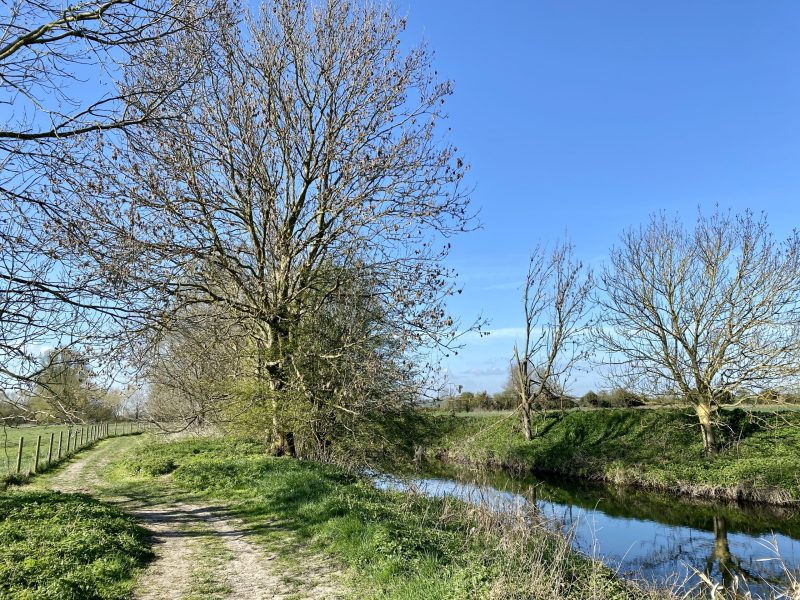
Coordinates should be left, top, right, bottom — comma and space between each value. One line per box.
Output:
0, 490, 152, 599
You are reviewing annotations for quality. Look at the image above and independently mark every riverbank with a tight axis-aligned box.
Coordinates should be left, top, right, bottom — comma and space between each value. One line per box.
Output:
425, 408, 800, 506
117, 436, 669, 599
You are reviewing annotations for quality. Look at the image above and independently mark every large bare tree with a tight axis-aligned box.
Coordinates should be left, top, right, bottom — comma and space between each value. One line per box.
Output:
513, 241, 593, 440
598, 210, 800, 454
68, 0, 472, 454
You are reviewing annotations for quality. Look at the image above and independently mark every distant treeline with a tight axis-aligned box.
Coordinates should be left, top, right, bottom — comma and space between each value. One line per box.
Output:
437, 388, 800, 412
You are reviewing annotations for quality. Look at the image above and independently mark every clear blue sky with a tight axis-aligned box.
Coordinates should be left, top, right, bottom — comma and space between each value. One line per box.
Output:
401, 1, 800, 393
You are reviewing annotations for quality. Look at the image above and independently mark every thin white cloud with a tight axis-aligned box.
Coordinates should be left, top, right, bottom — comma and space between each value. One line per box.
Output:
463, 326, 527, 341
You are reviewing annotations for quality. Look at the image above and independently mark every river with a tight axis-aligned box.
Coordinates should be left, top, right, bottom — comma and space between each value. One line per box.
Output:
376, 466, 800, 598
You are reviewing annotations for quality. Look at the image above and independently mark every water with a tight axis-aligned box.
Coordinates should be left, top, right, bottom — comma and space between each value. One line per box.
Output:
376, 467, 800, 597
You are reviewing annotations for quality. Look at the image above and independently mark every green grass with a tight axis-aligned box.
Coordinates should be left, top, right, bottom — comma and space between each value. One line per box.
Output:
1, 424, 151, 489
108, 437, 665, 600
1, 425, 78, 476
426, 408, 800, 504
0, 491, 152, 600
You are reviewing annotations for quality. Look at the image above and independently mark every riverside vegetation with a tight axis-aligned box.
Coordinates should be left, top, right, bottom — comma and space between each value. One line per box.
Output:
111, 437, 673, 600
426, 408, 800, 506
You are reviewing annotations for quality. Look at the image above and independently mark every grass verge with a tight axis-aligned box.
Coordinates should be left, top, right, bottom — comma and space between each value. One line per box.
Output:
0, 491, 152, 600
424, 408, 800, 505
111, 437, 669, 600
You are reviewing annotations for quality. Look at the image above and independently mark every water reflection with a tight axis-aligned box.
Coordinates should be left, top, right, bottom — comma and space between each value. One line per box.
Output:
376, 469, 800, 597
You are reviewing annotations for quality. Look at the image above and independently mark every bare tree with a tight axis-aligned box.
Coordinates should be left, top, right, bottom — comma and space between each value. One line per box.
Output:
513, 241, 594, 440
68, 0, 472, 455
598, 210, 800, 454
0, 0, 213, 409
143, 304, 250, 430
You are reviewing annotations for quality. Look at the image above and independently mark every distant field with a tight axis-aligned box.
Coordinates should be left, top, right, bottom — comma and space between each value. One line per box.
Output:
0, 422, 142, 475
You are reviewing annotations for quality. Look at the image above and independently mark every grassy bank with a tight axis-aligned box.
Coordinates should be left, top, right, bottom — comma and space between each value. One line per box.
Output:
0, 491, 152, 599
426, 408, 800, 506
112, 437, 667, 600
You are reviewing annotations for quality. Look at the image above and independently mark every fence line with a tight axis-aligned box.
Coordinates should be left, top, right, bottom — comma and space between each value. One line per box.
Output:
4, 421, 150, 478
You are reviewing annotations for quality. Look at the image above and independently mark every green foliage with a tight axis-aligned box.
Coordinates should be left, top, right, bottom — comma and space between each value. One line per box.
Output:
115, 438, 650, 599
430, 408, 800, 502
26, 348, 118, 423
577, 389, 644, 408
222, 377, 433, 469
0, 491, 152, 599
438, 390, 517, 412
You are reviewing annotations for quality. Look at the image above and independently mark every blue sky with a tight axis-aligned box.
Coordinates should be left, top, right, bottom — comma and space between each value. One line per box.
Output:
10, 1, 799, 395
401, 1, 800, 393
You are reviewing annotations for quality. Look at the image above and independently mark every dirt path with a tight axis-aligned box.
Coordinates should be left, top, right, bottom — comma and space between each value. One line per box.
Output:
40, 437, 343, 600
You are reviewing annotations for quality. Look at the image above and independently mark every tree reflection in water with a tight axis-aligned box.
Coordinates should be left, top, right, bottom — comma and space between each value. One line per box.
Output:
701, 515, 790, 597
385, 468, 800, 598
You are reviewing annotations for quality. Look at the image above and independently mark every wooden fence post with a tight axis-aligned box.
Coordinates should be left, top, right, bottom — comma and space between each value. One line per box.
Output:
47, 433, 54, 466
67, 429, 72, 454
58, 431, 63, 459
33, 435, 41, 473
79, 427, 83, 447
15, 437, 23, 473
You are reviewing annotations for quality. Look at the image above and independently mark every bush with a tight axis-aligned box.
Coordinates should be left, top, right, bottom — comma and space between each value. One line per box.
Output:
607, 388, 645, 408
579, 391, 602, 407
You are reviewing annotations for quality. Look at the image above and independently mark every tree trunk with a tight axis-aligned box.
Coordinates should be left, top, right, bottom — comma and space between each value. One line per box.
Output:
269, 392, 297, 458
263, 322, 297, 458
695, 402, 717, 455
271, 393, 282, 451
520, 399, 533, 441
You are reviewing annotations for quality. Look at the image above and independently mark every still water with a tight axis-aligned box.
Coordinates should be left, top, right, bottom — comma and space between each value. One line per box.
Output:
376, 467, 800, 597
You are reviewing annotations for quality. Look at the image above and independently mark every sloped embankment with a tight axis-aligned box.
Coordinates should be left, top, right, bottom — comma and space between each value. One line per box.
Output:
428, 408, 800, 506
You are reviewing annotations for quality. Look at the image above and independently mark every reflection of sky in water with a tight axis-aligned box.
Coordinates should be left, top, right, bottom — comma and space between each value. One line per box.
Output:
375, 476, 800, 597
